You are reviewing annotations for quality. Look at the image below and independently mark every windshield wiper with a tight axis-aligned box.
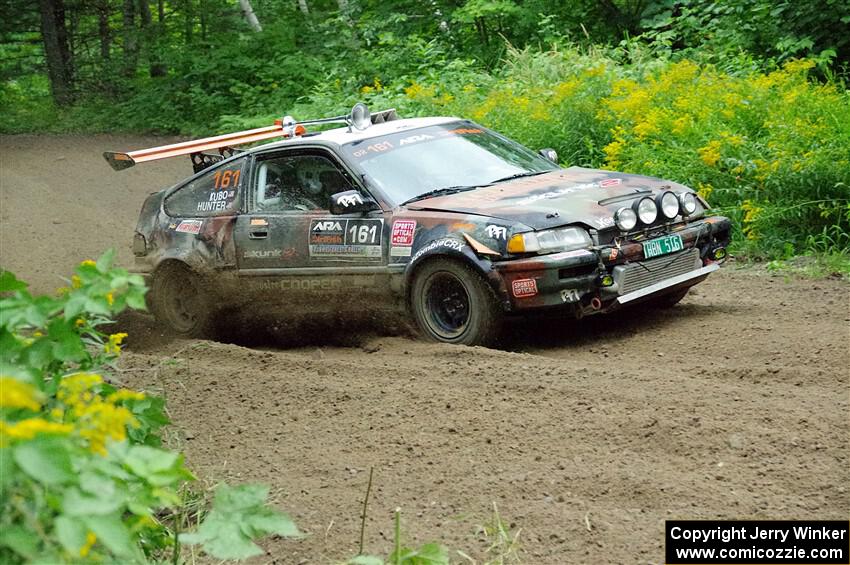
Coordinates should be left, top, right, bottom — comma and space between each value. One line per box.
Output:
489, 171, 549, 184
401, 185, 479, 205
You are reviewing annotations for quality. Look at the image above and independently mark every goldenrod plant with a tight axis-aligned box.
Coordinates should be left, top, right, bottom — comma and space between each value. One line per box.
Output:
0, 251, 300, 563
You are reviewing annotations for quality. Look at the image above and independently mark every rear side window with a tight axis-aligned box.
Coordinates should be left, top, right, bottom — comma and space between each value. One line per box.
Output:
165, 157, 247, 217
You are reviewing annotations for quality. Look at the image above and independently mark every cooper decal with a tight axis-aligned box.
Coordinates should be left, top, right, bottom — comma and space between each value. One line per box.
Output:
511, 278, 538, 298
391, 220, 417, 246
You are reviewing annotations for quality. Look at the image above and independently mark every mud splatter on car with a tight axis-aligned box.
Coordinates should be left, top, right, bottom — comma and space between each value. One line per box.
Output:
107, 105, 731, 345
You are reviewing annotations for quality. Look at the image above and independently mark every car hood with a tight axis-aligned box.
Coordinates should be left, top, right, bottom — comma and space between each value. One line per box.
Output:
405, 167, 688, 231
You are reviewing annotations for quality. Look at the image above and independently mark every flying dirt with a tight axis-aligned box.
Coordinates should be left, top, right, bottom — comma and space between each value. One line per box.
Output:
1, 134, 848, 564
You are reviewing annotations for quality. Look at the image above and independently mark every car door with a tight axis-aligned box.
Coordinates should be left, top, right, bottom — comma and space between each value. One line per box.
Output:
233, 147, 391, 310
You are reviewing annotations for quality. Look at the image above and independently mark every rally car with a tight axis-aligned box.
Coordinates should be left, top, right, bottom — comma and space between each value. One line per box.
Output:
105, 103, 730, 345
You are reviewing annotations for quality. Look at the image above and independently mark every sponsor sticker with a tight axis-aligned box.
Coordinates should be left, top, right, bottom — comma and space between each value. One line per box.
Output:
599, 178, 622, 187
175, 219, 203, 234
390, 246, 413, 257
250, 218, 269, 226
560, 289, 580, 303
485, 225, 508, 240
391, 220, 417, 246
511, 278, 538, 298
309, 218, 383, 260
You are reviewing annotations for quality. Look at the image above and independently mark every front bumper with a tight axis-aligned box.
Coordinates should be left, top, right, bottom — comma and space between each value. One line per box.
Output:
491, 215, 731, 314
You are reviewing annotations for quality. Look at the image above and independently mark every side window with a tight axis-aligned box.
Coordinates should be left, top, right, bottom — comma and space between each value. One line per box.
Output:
165, 158, 246, 217
253, 153, 353, 212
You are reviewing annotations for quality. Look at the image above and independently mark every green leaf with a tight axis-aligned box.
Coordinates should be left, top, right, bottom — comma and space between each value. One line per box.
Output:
47, 318, 86, 362
96, 249, 116, 274
0, 525, 40, 560
13, 437, 73, 485
55, 515, 87, 555
82, 513, 138, 559
0, 270, 27, 293
63, 486, 123, 516
180, 483, 301, 560
0, 447, 17, 488
124, 445, 194, 486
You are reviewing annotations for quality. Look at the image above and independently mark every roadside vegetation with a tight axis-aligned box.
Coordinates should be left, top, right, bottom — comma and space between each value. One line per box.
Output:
1, 1, 848, 270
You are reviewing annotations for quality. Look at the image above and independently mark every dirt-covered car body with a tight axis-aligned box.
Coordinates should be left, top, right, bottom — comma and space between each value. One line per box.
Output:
127, 115, 731, 344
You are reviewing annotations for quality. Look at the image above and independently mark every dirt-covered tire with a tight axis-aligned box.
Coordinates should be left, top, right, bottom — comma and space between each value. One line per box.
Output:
651, 287, 690, 308
410, 258, 502, 346
149, 262, 214, 337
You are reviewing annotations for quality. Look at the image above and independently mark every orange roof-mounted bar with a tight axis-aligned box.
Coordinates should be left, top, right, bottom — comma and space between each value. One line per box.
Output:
103, 122, 292, 171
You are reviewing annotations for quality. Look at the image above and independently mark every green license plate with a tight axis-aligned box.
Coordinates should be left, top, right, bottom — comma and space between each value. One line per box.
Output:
643, 234, 684, 259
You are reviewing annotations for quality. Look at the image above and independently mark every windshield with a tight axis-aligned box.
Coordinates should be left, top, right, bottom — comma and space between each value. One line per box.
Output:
341, 121, 559, 205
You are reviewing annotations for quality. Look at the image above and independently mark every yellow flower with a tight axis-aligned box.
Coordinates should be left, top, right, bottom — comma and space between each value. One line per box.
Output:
71, 275, 82, 289
80, 260, 96, 268
107, 390, 146, 403
57, 373, 140, 455
32, 331, 43, 338
106, 292, 114, 306
360, 85, 374, 94
0, 377, 43, 411
698, 140, 722, 167
104, 332, 128, 355
697, 182, 714, 200
0, 418, 73, 442
75, 318, 86, 328
741, 200, 764, 240
79, 532, 97, 557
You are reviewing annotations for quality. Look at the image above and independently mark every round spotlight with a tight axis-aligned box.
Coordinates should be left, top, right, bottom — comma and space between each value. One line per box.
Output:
634, 197, 658, 225
614, 207, 637, 231
678, 192, 698, 216
658, 191, 680, 220
349, 102, 371, 130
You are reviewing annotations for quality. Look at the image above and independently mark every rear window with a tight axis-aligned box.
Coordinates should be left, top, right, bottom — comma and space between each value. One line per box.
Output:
164, 157, 246, 217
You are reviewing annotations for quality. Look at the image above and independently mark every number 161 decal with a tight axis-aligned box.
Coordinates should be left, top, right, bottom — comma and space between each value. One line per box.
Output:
309, 218, 384, 261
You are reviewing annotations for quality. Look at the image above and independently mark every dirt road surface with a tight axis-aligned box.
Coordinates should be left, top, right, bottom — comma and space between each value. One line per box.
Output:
2, 135, 848, 564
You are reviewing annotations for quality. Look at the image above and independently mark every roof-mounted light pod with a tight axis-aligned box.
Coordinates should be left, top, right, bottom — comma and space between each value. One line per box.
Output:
349, 103, 371, 131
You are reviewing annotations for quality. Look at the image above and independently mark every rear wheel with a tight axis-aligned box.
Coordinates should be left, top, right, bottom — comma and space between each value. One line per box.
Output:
150, 263, 213, 337
411, 259, 502, 346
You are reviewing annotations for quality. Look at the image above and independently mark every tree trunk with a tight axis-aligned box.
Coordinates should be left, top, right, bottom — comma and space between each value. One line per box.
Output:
123, 0, 137, 76
97, 0, 110, 60
297, 0, 309, 16
38, 0, 73, 105
150, 0, 166, 76
239, 0, 262, 31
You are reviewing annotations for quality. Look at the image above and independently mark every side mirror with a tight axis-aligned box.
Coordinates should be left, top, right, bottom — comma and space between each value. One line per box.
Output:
539, 148, 558, 163
329, 190, 379, 215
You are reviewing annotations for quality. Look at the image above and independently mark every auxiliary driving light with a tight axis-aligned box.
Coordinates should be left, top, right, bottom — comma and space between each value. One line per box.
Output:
598, 274, 614, 287
614, 207, 637, 231
634, 197, 658, 225
712, 247, 727, 260
658, 191, 680, 220
679, 192, 698, 216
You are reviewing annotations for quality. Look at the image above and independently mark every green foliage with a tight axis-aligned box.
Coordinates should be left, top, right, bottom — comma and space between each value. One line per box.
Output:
0, 252, 300, 563
180, 484, 301, 560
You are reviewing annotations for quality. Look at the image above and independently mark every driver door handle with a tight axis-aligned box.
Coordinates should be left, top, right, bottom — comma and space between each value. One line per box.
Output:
248, 229, 268, 239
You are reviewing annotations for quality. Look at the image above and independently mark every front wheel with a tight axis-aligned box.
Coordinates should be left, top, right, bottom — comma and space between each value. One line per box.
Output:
149, 263, 213, 337
410, 259, 502, 346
